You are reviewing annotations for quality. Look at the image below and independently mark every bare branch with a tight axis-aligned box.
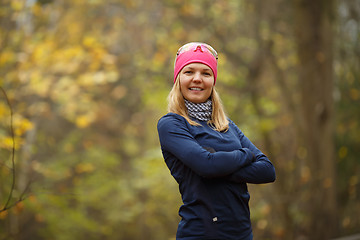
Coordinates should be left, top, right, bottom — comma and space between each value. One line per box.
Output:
0, 86, 16, 212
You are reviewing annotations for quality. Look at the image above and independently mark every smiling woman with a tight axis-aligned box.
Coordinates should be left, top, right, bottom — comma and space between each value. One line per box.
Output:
179, 63, 214, 103
157, 42, 276, 240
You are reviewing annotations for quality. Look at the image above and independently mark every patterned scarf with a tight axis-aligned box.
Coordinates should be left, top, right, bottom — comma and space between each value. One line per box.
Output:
184, 99, 212, 122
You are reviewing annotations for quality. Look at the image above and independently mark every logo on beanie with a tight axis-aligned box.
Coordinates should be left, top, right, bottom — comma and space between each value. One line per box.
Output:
174, 42, 218, 84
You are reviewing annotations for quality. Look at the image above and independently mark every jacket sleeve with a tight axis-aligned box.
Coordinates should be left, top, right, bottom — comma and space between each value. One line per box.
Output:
157, 114, 254, 178
227, 122, 276, 184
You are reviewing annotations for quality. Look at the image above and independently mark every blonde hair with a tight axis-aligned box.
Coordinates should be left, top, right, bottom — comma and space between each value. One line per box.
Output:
167, 76, 229, 132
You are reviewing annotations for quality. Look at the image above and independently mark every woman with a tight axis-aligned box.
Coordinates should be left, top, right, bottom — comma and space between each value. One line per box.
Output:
157, 42, 276, 240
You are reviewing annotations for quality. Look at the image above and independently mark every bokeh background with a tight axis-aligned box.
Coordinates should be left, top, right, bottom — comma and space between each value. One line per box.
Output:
1, 0, 359, 239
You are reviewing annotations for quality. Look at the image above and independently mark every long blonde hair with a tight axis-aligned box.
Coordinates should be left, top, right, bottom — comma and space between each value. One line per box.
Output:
167, 76, 229, 132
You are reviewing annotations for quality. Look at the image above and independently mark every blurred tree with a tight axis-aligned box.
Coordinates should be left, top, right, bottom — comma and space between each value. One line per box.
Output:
293, 0, 338, 239
335, 0, 360, 236
0, 0, 359, 239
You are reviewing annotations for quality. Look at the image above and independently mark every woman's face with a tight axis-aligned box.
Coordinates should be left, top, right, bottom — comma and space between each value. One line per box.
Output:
179, 63, 214, 103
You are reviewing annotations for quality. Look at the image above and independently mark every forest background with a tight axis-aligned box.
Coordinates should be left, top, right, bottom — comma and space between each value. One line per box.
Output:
0, 0, 359, 239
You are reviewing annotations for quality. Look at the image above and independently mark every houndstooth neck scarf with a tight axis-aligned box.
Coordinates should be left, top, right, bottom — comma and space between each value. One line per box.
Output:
184, 99, 212, 122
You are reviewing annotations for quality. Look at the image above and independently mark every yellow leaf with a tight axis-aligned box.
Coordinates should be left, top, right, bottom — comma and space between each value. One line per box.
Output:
35, 214, 44, 222
75, 115, 92, 128
64, 143, 74, 153
11, 0, 23, 11
75, 163, 95, 174
349, 176, 358, 186
83, 36, 97, 48
338, 146, 348, 159
31, 3, 42, 16
13, 202, 25, 215
0, 136, 15, 149
350, 88, 359, 100
28, 195, 37, 203
14, 118, 34, 136
0, 102, 8, 117
0, 210, 8, 219
111, 85, 127, 100
301, 166, 311, 184
0, 51, 16, 66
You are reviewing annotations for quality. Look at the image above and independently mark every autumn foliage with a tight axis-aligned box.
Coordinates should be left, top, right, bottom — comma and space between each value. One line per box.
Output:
0, 0, 359, 239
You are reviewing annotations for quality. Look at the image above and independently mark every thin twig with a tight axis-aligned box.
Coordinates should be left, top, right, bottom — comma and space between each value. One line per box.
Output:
0, 86, 16, 212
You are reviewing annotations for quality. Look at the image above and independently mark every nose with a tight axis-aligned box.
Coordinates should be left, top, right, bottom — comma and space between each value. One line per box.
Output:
193, 72, 202, 82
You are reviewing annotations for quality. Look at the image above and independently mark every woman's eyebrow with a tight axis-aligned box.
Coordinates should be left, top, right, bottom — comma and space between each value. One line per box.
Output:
184, 67, 211, 71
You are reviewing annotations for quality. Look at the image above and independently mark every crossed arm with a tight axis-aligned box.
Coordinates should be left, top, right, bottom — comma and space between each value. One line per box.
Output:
157, 115, 275, 183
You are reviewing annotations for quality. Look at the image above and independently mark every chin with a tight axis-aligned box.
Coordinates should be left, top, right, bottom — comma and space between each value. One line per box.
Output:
192, 99, 206, 103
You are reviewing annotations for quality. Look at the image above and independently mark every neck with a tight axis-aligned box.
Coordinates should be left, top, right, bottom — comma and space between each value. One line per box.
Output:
184, 99, 212, 121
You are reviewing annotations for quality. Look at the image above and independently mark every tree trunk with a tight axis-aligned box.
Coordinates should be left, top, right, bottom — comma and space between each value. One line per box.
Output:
294, 0, 338, 239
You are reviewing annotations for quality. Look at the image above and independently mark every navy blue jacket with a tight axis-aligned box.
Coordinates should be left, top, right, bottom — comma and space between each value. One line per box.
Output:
157, 113, 275, 240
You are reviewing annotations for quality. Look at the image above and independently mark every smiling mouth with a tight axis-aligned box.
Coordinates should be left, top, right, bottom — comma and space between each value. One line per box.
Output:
189, 87, 203, 91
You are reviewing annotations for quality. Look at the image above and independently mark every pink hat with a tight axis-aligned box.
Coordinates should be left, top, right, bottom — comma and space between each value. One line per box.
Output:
174, 42, 218, 84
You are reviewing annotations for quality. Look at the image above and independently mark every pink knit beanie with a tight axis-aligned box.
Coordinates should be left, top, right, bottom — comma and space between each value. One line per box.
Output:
174, 42, 218, 84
